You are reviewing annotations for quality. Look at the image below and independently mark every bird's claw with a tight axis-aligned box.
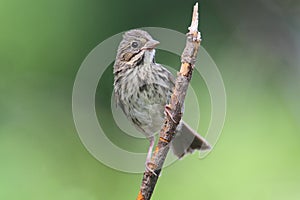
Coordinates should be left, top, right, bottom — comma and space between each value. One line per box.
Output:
146, 162, 157, 176
164, 105, 176, 123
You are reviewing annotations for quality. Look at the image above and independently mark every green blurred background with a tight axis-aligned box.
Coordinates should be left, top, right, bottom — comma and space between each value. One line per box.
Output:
1, 0, 300, 199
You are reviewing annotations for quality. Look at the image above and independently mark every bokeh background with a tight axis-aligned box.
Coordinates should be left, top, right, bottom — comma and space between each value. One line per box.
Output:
1, 0, 300, 199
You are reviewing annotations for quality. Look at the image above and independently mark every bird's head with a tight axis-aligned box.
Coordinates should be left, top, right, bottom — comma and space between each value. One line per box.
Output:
115, 29, 160, 68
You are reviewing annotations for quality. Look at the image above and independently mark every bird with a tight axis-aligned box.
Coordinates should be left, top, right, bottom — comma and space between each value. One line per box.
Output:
113, 29, 210, 168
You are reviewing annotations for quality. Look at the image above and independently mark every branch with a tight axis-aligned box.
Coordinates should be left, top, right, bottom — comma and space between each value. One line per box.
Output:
136, 3, 202, 200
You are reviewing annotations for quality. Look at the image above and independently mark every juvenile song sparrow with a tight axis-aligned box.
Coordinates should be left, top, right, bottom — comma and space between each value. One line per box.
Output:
113, 29, 210, 164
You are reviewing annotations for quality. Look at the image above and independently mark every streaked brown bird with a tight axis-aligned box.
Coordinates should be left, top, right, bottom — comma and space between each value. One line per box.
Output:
113, 29, 210, 168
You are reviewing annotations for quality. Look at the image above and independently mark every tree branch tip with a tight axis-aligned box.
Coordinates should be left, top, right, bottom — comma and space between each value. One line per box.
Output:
187, 2, 202, 42
188, 2, 199, 33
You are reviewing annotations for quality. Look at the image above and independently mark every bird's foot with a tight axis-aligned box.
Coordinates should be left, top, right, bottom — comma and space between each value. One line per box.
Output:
164, 105, 176, 123
145, 162, 157, 176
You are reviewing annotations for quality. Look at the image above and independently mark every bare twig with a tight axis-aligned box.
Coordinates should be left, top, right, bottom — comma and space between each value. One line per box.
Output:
136, 3, 202, 200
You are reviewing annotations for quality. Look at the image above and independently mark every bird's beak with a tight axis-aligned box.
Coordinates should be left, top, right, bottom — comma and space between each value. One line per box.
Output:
141, 39, 160, 50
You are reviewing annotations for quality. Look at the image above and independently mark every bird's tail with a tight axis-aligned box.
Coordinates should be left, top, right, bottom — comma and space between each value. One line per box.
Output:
171, 121, 211, 158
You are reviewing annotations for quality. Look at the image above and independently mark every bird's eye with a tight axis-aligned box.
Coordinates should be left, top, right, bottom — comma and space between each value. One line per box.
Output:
131, 41, 138, 48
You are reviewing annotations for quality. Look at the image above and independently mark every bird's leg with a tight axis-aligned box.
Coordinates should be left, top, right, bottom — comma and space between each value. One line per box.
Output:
145, 136, 157, 176
146, 136, 155, 162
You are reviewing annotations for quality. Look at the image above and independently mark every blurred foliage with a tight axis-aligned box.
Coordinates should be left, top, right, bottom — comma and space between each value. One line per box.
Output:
1, 0, 300, 199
